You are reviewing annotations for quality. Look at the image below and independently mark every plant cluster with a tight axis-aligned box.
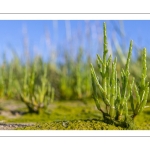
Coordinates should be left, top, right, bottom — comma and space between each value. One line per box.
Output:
91, 23, 149, 128
60, 48, 91, 100
18, 59, 55, 113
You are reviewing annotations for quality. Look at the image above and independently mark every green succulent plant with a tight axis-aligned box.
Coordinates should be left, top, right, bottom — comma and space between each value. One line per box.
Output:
91, 22, 149, 128
18, 62, 54, 113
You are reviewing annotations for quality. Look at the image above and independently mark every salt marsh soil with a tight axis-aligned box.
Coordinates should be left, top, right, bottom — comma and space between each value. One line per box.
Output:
0, 99, 150, 130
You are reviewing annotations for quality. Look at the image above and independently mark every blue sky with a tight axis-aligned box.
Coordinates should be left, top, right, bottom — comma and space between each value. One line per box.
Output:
0, 20, 150, 63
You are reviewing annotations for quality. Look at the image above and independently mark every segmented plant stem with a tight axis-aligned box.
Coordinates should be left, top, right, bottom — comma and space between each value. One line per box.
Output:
141, 48, 147, 88
110, 58, 117, 118
102, 22, 108, 92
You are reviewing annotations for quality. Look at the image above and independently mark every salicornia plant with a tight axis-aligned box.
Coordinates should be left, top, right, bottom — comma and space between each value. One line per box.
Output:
91, 22, 149, 128
18, 61, 54, 114
60, 48, 92, 100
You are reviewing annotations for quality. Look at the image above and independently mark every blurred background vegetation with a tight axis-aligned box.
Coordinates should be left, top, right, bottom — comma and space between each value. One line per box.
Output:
0, 20, 150, 103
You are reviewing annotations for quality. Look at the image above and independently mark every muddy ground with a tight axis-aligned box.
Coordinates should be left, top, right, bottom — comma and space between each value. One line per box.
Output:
0, 122, 34, 130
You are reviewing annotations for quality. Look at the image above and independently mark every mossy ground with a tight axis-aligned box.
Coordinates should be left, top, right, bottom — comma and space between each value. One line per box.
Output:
0, 99, 150, 130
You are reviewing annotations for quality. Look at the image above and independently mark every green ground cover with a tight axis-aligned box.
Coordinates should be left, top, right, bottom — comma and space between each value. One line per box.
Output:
0, 99, 150, 130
